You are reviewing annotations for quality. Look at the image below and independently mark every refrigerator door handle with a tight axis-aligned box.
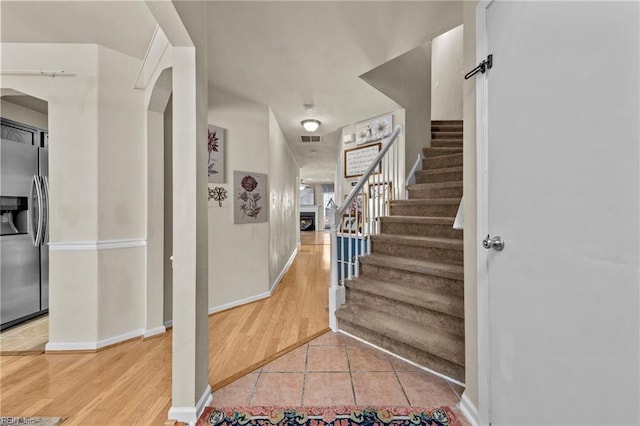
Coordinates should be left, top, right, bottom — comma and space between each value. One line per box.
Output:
40, 176, 49, 245
30, 174, 43, 246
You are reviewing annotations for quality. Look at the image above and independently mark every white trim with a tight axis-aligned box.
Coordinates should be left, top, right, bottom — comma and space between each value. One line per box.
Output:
45, 328, 144, 352
143, 325, 166, 338
459, 392, 479, 426
476, 2, 492, 425
168, 385, 212, 426
338, 329, 465, 388
164, 320, 173, 329
270, 246, 298, 291
48, 238, 147, 251
208, 291, 270, 315
134, 25, 171, 90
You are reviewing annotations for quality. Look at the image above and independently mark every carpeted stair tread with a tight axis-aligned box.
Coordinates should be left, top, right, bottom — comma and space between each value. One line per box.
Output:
423, 147, 463, 158
390, 198, 461, 207
407, 181, 463, 192
418, 166, 463, 175
359, 253, 463, 280
431, 140, 463, 148
336, 304, 465, 366
370, 234, 463, 251
345, 277, 464, 319
381, 215, 455, 225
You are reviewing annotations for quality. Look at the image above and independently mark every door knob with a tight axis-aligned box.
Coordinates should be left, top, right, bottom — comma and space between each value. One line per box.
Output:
482, 234, 505, 251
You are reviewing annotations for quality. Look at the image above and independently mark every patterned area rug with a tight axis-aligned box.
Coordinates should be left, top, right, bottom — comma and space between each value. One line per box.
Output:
0, 417, 65, 426
196, 406, 461, 426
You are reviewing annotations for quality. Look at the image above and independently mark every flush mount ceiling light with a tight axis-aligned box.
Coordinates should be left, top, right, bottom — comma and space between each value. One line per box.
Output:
301, 119, 321, 132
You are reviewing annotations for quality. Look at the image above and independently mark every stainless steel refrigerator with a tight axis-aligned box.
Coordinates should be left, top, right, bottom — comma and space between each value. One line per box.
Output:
0, 118, 49, 330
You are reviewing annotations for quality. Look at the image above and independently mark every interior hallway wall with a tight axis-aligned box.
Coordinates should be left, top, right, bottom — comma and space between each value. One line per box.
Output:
268, 109, 299, 289
163, 96, 173, 324
431, 25, 464, 120
208, 85, 270, 309
360, 44, 430, 173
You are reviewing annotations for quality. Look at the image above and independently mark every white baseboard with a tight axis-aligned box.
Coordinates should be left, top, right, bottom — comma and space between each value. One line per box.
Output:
164, 320, 173, 328
208, 291, 271, 315
143, 325, 166, 338
337, 329, 466, 388
45, 328, 144, 351
49, 238, 146, 251
459, 392, 479, 426
270, 246, 298, 291
168, 385, 212, 425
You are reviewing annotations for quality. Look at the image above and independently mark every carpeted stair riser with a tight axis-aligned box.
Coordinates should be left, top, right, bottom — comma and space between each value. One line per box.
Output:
337, 317, 465, 382
431, 124, 463, 133
390, 202, 459, 217
345, 277, 464, 318
431, 140, 463, 148
422, 153, 463, 170
407, 183, 463, 199
423, 147, 462, 158
337, 305, 465, 365
381, 220, 462, 239
416, 168, 463, 184
370, 240, 463, 265
358, 262, 463, 297
432, 131, 463, 139
346, 286, 464, 336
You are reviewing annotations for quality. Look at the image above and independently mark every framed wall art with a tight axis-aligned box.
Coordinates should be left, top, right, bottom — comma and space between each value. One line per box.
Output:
344, 143, 381, 178
355, 113, 393, 145
207, 125, 225, 183
234, 171, 268, 224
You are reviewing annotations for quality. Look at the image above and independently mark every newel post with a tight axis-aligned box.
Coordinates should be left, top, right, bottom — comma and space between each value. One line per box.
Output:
328, 202, 344, 331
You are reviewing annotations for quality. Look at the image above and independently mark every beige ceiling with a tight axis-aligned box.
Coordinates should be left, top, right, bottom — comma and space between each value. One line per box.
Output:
0, 1, 157, 60
0, 1, 462, 184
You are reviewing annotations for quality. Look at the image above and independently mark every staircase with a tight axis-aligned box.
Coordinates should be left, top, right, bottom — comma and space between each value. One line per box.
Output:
336, 120, 464, 382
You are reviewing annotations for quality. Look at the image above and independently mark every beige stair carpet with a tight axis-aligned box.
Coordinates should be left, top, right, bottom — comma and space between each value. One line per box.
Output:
336, 120, 465, 383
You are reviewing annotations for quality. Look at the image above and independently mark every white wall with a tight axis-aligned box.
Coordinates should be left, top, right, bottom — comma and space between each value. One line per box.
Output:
431, 25, 464, 121
360, 44, 430, 173
0, 98, 48, 130
268, 109, 299, 289
208, 85, 271, 308
1, 43, 147, 347
96, 45, 146, 340
339, 109, 406, 202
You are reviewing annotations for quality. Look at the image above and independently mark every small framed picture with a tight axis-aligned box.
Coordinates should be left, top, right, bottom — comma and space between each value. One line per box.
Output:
341, 214, 361, 234
368, 181, 393, 199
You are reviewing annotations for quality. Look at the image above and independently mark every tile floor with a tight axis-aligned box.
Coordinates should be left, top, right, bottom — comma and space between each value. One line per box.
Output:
0, 315, 48, 354
211, 331, 465, 410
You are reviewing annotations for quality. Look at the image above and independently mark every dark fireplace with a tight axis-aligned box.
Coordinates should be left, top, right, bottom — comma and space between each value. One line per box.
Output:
300, 212, 316, 231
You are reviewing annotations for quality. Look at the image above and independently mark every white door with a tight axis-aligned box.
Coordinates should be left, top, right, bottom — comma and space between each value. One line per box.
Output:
478, 1, 640, 425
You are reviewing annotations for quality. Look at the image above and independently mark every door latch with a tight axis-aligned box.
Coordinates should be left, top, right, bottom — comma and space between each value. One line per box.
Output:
482, 234, 505, 251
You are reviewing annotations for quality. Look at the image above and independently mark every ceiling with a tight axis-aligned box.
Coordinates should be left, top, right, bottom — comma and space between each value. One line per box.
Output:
206, 2, 462, 184
0, 1, 462, 184
2, 94, 48, 115
0, 1, 157, 60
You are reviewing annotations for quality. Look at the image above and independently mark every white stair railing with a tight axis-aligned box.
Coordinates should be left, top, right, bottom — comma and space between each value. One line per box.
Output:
328, 125, 403, 331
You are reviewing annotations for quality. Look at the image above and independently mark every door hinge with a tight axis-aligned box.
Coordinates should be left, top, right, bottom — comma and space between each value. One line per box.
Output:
464, 54, 493, 79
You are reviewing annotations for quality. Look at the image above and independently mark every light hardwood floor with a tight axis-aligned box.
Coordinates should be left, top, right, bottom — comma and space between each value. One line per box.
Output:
0, 233, 329, 425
